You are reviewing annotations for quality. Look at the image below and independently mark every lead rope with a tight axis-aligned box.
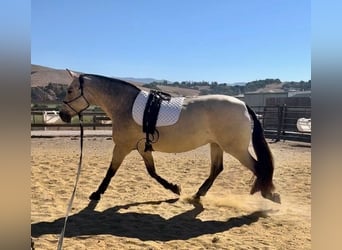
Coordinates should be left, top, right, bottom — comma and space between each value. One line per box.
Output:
57, 114, 84, 250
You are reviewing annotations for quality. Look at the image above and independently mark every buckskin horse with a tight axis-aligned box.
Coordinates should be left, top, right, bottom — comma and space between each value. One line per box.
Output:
59, 69, 280, 204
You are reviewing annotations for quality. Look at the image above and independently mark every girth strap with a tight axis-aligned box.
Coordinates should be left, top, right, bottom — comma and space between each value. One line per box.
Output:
142, 90, 171, 152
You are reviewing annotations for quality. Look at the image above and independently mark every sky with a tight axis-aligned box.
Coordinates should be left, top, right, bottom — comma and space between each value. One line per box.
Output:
31, 0, 310, 83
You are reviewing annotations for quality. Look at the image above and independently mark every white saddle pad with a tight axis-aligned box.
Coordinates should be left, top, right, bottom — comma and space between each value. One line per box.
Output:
132, 90, 185, 127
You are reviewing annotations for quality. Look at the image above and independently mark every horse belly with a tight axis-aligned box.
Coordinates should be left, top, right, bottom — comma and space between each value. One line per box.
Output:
153, 123, 212, 153
151, 103, 216, 153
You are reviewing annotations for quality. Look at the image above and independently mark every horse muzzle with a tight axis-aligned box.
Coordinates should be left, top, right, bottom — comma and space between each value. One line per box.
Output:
59, 110, 72, 123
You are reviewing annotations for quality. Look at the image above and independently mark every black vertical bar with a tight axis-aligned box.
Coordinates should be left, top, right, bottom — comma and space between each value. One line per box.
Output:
281, 104, 287, 141
276, 105, 283, 142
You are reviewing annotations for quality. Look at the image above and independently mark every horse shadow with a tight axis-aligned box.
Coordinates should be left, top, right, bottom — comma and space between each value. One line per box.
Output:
31, 198, 271, 241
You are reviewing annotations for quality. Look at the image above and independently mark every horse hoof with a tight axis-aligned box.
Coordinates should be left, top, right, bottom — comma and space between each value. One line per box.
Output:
262, 192, 281, 204
171, 184, 181, 195
272, 193, 281, 204
89, 192, 101, 201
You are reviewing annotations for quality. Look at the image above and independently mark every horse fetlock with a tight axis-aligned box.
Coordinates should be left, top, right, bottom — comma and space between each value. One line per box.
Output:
185, 195, 202, 205
89, 191, 101, 201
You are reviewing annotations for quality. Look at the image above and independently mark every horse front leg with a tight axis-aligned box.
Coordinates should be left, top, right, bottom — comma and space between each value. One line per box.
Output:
139, 151, 181, 195
193, 143, 223, 200
89, 145, 131, 201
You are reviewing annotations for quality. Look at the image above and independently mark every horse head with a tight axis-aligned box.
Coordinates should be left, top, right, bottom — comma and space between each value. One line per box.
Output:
59, 69, 90, 123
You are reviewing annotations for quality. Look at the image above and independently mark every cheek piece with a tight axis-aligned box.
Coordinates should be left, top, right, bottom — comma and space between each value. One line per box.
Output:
63, 75, 90, 114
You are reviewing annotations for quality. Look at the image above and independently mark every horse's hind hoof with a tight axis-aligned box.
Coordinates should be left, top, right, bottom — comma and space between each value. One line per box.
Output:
262, 192, 281, 204
271, 193, 281, 204
89, 192, 101, 201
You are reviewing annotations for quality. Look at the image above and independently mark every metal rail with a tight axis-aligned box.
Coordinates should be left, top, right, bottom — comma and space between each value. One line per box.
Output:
31, 105, 311, 142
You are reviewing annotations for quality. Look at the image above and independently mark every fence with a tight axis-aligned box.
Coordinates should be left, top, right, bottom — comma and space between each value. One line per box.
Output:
31, 105, 311, 142
31, 108, 112, 130
252, 105, 311, 142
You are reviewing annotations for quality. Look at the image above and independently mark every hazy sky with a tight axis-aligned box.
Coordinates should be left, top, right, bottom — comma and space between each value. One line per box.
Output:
31, 0, 310, 83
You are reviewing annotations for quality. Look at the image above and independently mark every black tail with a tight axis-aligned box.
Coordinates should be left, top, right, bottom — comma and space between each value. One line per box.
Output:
246, 105, 275, 196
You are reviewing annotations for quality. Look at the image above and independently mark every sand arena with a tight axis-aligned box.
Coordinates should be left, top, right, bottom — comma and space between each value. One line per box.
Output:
31, 135, 310, 249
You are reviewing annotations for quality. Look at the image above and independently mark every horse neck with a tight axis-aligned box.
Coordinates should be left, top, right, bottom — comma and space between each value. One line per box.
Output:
85, 77, 139, 117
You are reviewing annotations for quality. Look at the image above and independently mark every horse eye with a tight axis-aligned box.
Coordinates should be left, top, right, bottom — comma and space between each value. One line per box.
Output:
67, 90, 72, 94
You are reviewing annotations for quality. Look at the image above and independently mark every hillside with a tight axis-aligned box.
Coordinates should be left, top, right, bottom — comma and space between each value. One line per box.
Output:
31, 64, 154, 87
30, 64, 200, 102
31, 65, 72, 87
31, 64, 311, 103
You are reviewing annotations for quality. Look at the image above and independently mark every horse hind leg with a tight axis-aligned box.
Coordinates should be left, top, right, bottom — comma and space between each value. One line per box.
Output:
139, 151, 181, 195
229, 148, 281, 204
225, 147, 261, 190
193, 143, 224, 200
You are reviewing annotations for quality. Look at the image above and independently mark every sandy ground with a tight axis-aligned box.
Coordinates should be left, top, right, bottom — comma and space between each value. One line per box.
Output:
31, 134, 311, 250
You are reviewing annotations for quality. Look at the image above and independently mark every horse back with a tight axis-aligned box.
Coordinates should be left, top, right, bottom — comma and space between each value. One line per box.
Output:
150, 94, 251, 152
181, 94, 249, 122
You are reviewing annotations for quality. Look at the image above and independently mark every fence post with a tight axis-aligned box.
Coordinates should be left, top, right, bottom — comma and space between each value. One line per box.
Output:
276, 105, 283, 142
262, 106, 266, 128
281, 104, 287, 139
93, 115, 96, 130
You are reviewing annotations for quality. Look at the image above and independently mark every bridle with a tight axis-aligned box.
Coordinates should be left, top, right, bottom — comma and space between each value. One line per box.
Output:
63, 74, 90, 114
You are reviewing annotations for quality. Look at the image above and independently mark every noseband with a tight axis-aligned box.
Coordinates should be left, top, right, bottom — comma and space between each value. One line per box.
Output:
63, 75, 90, 114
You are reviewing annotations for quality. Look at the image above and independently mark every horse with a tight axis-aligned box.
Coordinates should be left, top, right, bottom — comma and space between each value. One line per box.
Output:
59, 69, 281, 204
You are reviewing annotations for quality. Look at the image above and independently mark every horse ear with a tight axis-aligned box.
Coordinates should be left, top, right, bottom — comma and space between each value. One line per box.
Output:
66, 69, 79, 79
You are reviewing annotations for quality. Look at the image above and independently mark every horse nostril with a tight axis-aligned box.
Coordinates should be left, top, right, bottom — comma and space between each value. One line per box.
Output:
59, 111, 71, 123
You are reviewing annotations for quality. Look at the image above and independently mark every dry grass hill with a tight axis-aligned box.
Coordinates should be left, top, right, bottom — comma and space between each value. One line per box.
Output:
31, 64, 200, 102
31, 64, 308, 103
31, 64, 72, 87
